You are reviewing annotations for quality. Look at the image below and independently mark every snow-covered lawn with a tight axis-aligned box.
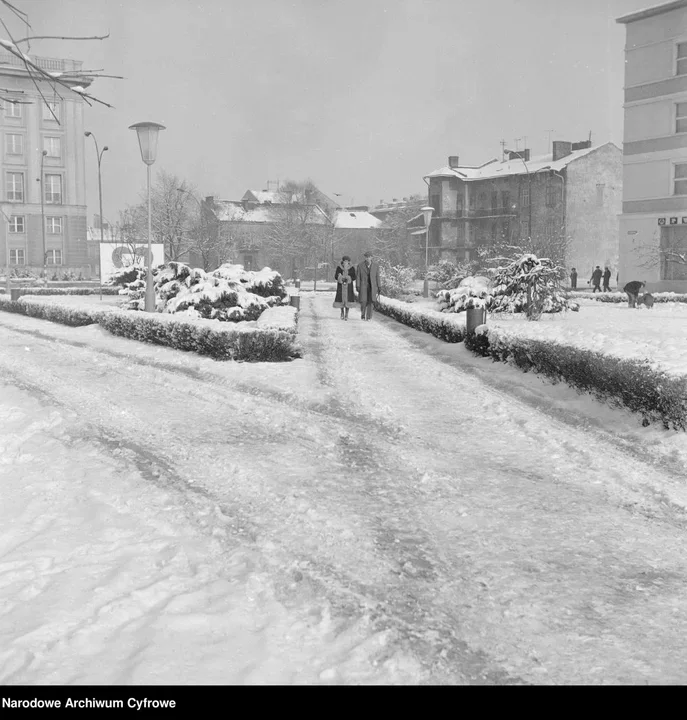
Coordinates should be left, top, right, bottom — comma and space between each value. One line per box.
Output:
486, 300, 687, 377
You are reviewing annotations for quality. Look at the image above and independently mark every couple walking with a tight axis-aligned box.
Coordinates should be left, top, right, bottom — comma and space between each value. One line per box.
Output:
332, 251, 380, 321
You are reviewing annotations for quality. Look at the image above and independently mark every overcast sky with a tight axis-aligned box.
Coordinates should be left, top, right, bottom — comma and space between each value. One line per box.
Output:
20, 0, 651, 222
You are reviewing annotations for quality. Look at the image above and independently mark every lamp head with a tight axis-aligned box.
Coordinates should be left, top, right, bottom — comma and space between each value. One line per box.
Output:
420, 205, 434, 227
129, 121, 166, 166
84, 131, 92, 137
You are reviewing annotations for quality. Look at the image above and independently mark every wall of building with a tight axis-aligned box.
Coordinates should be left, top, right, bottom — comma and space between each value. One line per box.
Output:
618, 215, 662, 290
0, 66, 88, 275
565, 144, 622, 281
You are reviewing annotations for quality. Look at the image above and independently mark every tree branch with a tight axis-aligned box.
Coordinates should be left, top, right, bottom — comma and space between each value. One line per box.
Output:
14, 32, 110, 45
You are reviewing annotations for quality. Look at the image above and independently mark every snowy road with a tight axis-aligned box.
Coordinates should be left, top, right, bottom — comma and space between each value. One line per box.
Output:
2, 294, 687, 684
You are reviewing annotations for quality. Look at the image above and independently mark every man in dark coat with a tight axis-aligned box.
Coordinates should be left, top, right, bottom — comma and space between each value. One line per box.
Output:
602, 266, 612, 292
623, 279, 646, 308
570, 268, 578, 289
589, 266, 603, 293
356, 250, 381, 320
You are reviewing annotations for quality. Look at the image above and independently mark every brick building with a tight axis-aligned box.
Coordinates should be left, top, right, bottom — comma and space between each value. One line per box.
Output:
422, 141, 622, 280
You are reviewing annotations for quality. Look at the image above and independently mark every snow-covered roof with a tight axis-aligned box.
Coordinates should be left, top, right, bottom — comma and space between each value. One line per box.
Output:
424, 143, 618, 182
616, 0, 687, 24
242, 190, 281, 204
333, 210, 384, 230
215, 200, 330, 225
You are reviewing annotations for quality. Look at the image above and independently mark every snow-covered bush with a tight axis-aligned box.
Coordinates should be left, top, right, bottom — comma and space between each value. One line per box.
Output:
115, 261, 286, 322
465, 325, 687, 431
374, 295, 466, 343
256, 305, 299, 335
490, 254, 579, 318
428, 259, 479, 290
577, 291, 687, 305
435, 276, 494, 313
379, 260, 415, 299
98, 310, 302, 362
0, 286, 121, 297
0, 295, 115, 326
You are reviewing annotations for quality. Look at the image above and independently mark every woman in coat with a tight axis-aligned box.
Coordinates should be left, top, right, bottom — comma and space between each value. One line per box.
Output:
333, 256, 356, 320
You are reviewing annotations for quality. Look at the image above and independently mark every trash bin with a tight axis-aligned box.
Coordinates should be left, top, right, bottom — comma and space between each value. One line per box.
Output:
10, 288, 21, 302
295, 279, 301, 290
289, 295, 301, 310
466, 306, 486, 334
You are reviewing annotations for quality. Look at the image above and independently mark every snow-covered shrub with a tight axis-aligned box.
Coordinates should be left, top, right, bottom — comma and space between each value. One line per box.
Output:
428, 259, 479, 290
0, 286, 121, 297
490, 254, 579, 318
465, 325, 687, 431
256, 305, 299, 335
212, 264, 287, 300
0, 295, 114, 326
577, 291, 687, 305
379, 260, 415, 299
374, 295, 466, 343
107, 266, 153, 288
117, 261, 286, 322
98, 310, 302, 362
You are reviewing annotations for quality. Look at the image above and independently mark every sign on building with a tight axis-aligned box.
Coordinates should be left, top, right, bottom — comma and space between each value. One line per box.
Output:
99, 243, 165, 280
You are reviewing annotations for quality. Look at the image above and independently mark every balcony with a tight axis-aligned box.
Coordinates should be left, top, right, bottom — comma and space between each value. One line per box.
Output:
0, 52, 83, 73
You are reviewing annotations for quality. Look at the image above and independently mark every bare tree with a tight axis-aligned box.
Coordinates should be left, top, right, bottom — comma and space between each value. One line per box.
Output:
0, 0, 121, 117
113, 207, 145, 267
633, 232, 687, 281
373, 194, 426, 267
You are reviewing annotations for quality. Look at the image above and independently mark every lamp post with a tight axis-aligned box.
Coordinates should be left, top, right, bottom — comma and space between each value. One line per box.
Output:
38, 150, 48, 283
129, 122, 165, 312
85, 131, 109, 299
505, 149, 531, 242
421, 205, 434, 297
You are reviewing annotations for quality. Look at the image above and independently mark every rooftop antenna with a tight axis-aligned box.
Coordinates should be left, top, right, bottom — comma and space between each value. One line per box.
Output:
500, 139, 506, 161
523, 135, 528, 151
514, 137, 522, 151
588, 130, 592, 145
547, 129, 554, 151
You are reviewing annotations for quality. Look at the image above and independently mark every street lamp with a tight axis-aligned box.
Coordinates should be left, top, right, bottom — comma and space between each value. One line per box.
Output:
39, 149, 47, 283
85, 131, 109, 299
505, 149, 531, 242
129, 121, 165, 312
421, 205, 434, 297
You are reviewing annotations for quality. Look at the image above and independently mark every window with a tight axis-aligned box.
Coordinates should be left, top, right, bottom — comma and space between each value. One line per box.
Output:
429, 194, 441, 216
6, 172, 23, 202
42, 101, 60, 121
546, 220, 556, 239
45, 174, 62, 204
674, 163, 687, 195
44, 136, 61, 158
521, 218, 530, 239
661, 227, 687, 280
9, 248, 25, 265
491, 222, 497, 242
8, 215, 24, 233
491, 191, 498, 211
4, 101, 21, 118
46, 249, 62, 265
503, 220, 511, 240
678, 43, 687, 76
46, 216, 62, 234
521, 183, 530, 207
677, 102, 687, 133
5, 133, 22, 155
243, 254, 254, 271
501, 191, 511, 212
546, 181, 560, 208
596, 183, 605, 207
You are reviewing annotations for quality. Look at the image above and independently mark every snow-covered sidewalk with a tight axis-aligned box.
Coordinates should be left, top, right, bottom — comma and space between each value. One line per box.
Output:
2, 296, 687, 684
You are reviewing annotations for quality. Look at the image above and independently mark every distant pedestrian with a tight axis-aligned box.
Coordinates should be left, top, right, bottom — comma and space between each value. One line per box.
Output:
623, 279, 646, 308
356, 251, 381, 321
602, 266, 612, 292
570, 267, 578, 289
333, 255, 356, 321
589, 266, 603, 293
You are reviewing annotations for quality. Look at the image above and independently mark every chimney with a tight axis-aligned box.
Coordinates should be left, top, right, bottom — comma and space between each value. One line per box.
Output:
508, 149, 530, 162
204, 196, 215, 205
552, 141, 573, 161
571, 140, 592, 151
448, 155, 460, 168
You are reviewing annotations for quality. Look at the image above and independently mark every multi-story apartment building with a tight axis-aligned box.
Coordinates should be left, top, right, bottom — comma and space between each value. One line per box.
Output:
617, 0, 687, 291
422, 141, 621, 279
0, 52, 91, 276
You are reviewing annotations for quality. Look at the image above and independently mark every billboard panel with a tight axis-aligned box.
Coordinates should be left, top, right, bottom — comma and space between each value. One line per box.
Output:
99, 243, 165, 280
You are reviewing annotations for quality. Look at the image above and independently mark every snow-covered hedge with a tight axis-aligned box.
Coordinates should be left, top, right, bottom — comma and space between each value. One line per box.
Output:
575, 291, 687, 304
256, 305, 299, 335
465, 325, 687, 431
0, 295, 302, 362
0, 286, 121, 296
0, 295, 115, 326
98, 310, 301, 362
374, 295, 466, 343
